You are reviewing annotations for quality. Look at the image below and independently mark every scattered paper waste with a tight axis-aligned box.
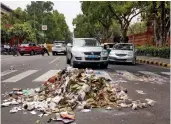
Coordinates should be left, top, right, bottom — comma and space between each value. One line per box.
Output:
136, 90, 146, 95
1, 66, 155, 123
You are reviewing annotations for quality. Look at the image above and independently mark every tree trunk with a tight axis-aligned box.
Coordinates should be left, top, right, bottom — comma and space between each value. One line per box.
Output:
122, 28, 128, 43
161, 1, 166, 46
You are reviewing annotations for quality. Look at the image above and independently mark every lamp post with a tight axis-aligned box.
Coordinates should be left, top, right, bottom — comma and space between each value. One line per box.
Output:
73, 25, 76, 38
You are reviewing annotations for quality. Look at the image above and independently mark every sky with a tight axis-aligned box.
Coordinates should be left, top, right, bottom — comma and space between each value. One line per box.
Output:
2, 1, 139, 32
2, 1, 82, 32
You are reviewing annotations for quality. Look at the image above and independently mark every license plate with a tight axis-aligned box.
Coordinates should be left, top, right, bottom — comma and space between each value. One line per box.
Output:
21, 48, 25, 51
88, 55, 98, 58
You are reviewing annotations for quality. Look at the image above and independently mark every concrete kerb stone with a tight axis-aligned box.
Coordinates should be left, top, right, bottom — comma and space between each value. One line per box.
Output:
137, 59, 170, 68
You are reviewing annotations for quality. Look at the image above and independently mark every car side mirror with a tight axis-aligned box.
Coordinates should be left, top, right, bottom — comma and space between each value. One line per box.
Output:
67, 43, 72, 47
101, 44, 104, 47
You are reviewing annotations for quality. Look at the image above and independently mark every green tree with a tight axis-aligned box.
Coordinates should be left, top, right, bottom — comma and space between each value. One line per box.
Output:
73, 14, 97, 38
141, 1, 170, 46
128, 21, 147, 35
81, 1, 114, 40
107, 1, 147, 42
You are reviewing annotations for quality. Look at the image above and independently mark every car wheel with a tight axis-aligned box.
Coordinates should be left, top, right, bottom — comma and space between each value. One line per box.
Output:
20, 53, 24, 56
52, 52, 55, 56
100, 63, 108, 69
70, 56, 77, 68
66, 56, 70, 64
64, 51, 66, 55
30, 50, 34, 56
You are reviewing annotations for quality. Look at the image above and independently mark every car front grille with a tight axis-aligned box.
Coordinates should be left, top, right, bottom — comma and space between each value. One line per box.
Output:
115, 54, 127, 57
75, 57, 82, 60
85, 58, 100, 60
84, 52, 101, 55
103, 57, 108, 60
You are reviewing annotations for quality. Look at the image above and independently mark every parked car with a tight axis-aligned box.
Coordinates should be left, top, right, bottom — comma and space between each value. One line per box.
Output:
103, 43, 115, 50
52, 41, 66, 55
18, 42, 43, 56
66, 38, 109, 68
108, 43, 136, 65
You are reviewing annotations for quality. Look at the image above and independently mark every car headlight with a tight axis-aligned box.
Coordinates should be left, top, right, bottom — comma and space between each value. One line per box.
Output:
109, 52, 115, 55
101, 50, 108, 56
127, 53, 133, 56
72, 51, 84, 57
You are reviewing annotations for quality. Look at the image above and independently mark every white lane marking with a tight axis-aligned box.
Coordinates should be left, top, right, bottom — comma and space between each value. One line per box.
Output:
161, 72, 170, 75
115, 70, 138, 81
138, 71, 163, 77
33, 70, 60, 82
49, 57, 60, 64
2, 70, 38, 83
1, 70, 18, 76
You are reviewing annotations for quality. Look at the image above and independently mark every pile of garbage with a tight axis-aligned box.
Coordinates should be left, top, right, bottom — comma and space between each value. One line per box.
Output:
1, 67, 155, 123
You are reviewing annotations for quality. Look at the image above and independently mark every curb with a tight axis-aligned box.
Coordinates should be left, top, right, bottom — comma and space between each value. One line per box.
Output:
136, 59, 170, 68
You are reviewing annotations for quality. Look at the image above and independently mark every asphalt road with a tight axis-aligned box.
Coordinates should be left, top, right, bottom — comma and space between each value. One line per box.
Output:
1, 54, 170, 124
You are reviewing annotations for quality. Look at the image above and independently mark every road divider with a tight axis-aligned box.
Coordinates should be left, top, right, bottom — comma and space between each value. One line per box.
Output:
136, 59, 170, 68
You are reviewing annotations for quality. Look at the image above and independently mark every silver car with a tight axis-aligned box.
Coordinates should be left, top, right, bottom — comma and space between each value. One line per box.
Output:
109, 43, 136, 65
66, 38, 109, 68
52, 41, 66, 55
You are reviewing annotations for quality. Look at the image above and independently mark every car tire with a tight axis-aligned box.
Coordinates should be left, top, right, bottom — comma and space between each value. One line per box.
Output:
70, 56, 77, 68
30, 50, 34, 56
20, 53, 24, 56
52, 52, 55, 56
100, 63, 108, 69
66, 56, 70, 64
64, 51, 66, 55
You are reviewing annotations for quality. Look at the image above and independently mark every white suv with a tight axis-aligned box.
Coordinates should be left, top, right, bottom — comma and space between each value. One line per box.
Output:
66, 38, 109, 68
52, 41, 66, 55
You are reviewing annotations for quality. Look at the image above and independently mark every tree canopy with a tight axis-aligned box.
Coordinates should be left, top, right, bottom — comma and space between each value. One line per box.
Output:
1, 1, 72, 44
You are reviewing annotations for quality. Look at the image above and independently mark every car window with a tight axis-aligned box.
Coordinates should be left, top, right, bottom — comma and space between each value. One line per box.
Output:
113, 44, 133, 51
33, 44, 36, 46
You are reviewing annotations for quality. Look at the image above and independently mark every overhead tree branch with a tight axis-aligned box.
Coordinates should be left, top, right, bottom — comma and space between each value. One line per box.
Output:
107, 2, 122, 25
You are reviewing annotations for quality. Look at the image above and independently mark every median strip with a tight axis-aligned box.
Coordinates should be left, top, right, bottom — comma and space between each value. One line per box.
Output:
137, 59, 170, 68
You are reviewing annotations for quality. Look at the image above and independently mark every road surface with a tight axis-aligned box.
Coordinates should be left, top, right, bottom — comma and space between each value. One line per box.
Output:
1, 54, 170, 124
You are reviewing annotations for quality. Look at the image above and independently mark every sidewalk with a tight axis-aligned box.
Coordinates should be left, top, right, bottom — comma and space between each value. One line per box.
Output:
137, 56, 170, 68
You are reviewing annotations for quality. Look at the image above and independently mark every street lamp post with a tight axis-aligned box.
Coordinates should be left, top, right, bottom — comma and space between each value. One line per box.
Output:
73, 25, 76, 38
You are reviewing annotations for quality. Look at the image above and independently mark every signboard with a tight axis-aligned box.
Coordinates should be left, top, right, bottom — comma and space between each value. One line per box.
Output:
42, 25, 47, 30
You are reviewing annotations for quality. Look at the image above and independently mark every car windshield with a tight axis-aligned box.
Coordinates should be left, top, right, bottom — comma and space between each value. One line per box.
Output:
113, 44, 133, 51
73, 39, 100, 47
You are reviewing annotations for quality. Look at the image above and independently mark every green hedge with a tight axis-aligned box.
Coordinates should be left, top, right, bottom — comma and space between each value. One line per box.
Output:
136, 46, 170, 58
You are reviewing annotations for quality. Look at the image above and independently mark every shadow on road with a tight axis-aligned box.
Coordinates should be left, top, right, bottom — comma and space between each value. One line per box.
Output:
109, 62, 142, 66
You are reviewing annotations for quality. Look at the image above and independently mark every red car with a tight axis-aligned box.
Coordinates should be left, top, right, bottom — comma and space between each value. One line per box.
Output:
18, 42, 43, 56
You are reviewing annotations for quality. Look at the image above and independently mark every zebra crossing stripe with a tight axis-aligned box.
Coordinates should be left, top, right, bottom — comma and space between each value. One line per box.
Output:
115, 70, 138, 81
1, 70, 18, 77
138, 71, 163, 77
161, 72, 170, 75
2, 70, 38, 83
33, 70, 60, 82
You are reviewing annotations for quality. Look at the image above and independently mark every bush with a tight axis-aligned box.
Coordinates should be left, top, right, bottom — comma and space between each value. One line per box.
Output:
136, 46, 170, 58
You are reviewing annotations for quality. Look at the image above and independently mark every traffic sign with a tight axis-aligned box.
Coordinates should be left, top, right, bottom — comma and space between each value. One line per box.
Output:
42, 25, 47, 30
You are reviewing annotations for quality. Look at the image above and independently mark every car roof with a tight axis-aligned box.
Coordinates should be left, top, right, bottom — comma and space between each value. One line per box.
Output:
104, 43, 115, 45
115, 43, 134, 45
73, 38, 97, 40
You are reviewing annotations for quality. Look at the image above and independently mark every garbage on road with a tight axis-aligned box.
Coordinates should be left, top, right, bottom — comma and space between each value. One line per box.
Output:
1, 66, 155, 123
136, 90, 146, 95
